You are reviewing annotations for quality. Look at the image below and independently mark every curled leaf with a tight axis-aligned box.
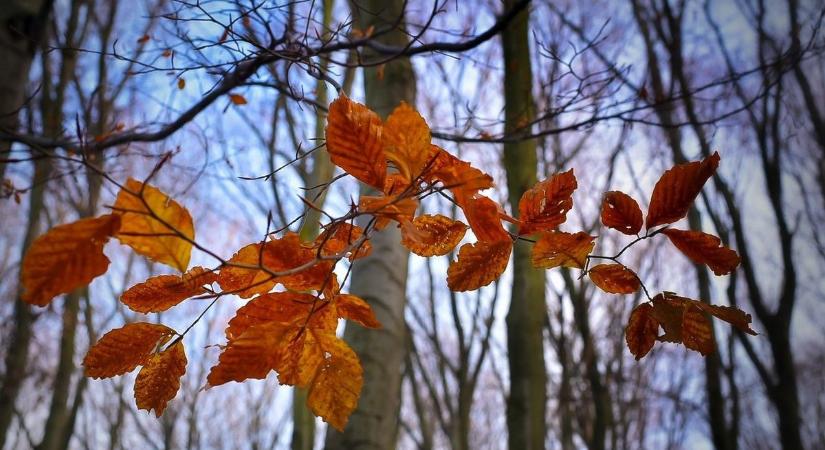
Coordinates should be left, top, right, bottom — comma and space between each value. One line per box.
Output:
601, 191, 643, 235
83, 323, 175, 378
326, 95, 386, 189
518, 169, 577, 235
400, 214, 468, 256
358, 195, 418, 230
382, 102, 435, 183
531, 231, 595, 269
113, 178, 194, 272
588, 263, 640, 294
447, 240, 512, 291
460, 195, 510, 243
21, 214, 120, 306
315, 223, 371, 261
626, 303, 659, 360
135, 341, 186, 417
646, 152, 720, 228
425, 145, 494, 196
121, 266, 216, 313
661, 228, 740, 275
335, 294, 380, 329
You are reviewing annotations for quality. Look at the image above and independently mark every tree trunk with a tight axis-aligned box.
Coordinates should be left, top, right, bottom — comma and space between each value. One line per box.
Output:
323, 1, 415, 448
501, 2, 547, 449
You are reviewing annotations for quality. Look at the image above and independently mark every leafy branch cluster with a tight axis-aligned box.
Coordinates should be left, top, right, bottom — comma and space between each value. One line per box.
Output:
20, 94, 755, 430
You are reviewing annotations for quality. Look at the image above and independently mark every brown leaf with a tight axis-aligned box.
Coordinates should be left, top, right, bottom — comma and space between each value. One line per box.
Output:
325, 95, 386, 189
695, 302, 757, 335
600, 191, 643, 235
588, 263, 640, 294
177, 78, 185, 90
229, 93, 247, 105
626, 303, 659, 360
225, 292, 329, 341
531, 231, 595, 269
113, 179, 194, 272
121, 266, 216, 313
21, 214, 121, 306
424, 145, 494, 196
447, 240, 512, 291
83, 323, 175, 378
661, 228, 740, 275
400, 214, 468, 257
646, 152, 720, 228
682, 304, 714, 356
518, 169, 577, 235
134, 341, 186, 417
206, 322, 291, 386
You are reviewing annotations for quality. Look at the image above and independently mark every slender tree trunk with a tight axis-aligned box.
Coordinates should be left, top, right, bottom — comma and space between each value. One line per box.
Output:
501, 2, 547, 449
324, 1, 415, 448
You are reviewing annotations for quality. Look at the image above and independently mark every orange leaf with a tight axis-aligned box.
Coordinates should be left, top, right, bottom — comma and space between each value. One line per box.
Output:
335, 294, 380, 329
601, 191, 643, 235
217, 243, 278, 298
695, 302, 757, 335
588, 263, 640, 294
137, 34, 151, 44
325, 96, 386, 189
225, 292, 331, 341
681, 304, 714, 356
21, 214, 120, 306
277, 328, 324, 387
518, 169, 577, 235
358, 195, 418, 230
83, 323, 175, 378
661, 228, 740, 275
424, 145, 493, 196
315, 223, 371, 261
134, 341, 186, 417
229, 93, 247, 105
625, 303, 659, 360
460, 195, 510, 243
307, 331, 363, 431
646, 152, 720, 228
400, 214, 468, 256
382, 102, 435, 183
120, 266, 216, 313
447, 240, 512, 291
206, 322, 291, 385
531, 231, 595, 269
113, 178, 194, 272
177, 78, 185, 90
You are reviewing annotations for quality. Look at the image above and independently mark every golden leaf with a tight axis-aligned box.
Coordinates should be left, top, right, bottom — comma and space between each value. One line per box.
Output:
113, 178, 194, 272
335, 294, 380, 329
307, 331, 363, 431
382, 102, 435, 183
325, 95, 386, 189
21, 214, 120, 306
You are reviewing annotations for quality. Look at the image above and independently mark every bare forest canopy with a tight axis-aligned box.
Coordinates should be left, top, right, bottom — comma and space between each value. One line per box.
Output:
1, 1, 824, 450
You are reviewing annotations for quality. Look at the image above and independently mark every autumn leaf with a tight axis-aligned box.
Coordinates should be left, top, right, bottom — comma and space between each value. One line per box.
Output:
217, 243, 278, 298
518, 169, 577, 235
315, 223, 371, 261
135, 341, 186, 417
681, 304, 714, 356
277, 329, 323, 387
113, 178, 194, 272
460, 195, 510, 243
661, 228, 740, 275
307, 331, 363, 431
177, 78, 185, 90
646, 152, 720, 228
207, 322, 292, 385
601, 191, 643, 235
326, 95, 386, 189
588, 263, 640, 294
120, 266, 217, 313
424, 145, 494, 196
335, 294, 380, 329
83, 322, 175, 378
382, 102, 436, 184
229, 93, 247, 105
137, 34, 151, 44
531, 231, 595, 269
21, 214, 121, 306
625, 303, 659, 360
400, 214, 468, 256
447, 240, 512, 291
225, 292, 332, 341
358, 195, 418, 230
